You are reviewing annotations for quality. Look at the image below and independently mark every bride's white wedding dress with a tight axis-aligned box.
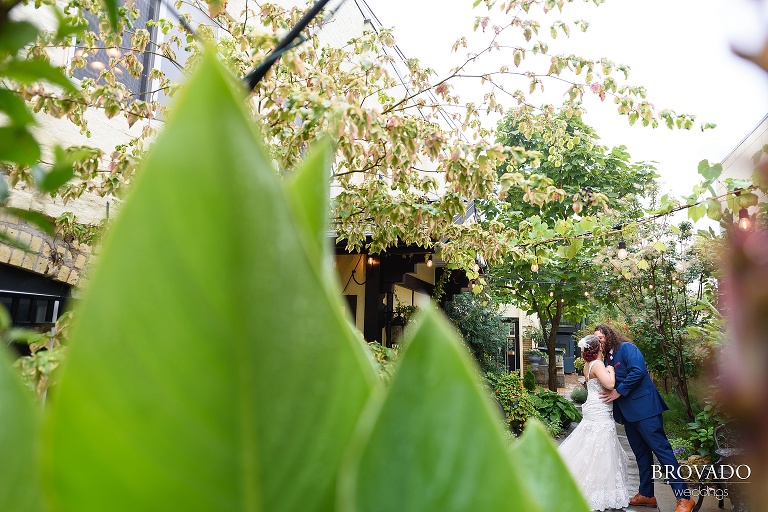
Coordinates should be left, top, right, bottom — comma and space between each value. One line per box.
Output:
558, 361, 630, 511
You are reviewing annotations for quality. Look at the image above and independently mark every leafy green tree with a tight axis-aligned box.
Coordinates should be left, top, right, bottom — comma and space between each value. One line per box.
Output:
484, 113, 657, 390
1, 0, 704, 268
591, 220, 717, 420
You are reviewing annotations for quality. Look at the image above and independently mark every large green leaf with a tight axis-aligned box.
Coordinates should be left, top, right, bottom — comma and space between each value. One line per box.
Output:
1, 58, 78, 94
0, 21, 38, 55
101, 0, 119, 32
0, 89, 36, 127
339, 307, 541, 512
510, 420, 590, 512
0, 126, 40, 166
44, 50, 375, 512
285, 138, 333, 268
0, 350, 42, 512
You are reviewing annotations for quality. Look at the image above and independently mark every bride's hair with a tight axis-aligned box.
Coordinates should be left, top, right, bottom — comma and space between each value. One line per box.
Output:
578, 334, 602, 363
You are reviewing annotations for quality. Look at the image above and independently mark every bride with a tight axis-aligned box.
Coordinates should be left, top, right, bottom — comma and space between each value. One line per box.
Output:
558, 335, 629, 511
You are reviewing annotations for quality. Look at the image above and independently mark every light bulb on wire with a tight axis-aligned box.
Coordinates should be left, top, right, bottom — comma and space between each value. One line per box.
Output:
738, 208, 751, 231
617, 240, 628, 260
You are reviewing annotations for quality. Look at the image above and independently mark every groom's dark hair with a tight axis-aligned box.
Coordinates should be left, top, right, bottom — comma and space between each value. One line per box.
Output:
594, 324, 629, 354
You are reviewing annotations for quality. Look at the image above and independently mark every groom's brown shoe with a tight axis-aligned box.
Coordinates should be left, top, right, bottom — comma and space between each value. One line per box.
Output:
629, 493, 657, 507
673, 497, 695, 512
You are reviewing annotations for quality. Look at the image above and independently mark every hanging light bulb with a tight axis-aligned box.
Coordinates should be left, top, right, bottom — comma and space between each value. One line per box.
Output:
426, 255, 433, 268
367, 256, 375, 266
584, 291, 589, 297
511, 289, 517, 295
648, 283, 654, 289
549, 290, 554, 297
738, 208, 751, 231
560, 298, 565, 303
617, 240, 628, 260
531, 260, 539, 272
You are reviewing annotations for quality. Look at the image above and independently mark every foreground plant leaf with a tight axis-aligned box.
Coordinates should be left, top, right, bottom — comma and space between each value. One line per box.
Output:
0, 350, 41, 512
339, 307, 542, 512
44, 50, 375, 512
510, 420, 590, 512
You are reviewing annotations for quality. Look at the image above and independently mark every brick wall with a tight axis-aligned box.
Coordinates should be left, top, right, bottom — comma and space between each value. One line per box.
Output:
0, 212, 91, 286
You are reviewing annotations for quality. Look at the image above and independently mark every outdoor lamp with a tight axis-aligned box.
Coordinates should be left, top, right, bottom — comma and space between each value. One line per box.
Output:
738, 208, 751, 231
617, 240, 628, 260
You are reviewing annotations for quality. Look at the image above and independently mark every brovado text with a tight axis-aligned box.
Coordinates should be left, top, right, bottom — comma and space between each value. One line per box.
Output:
653, 464, 752, 482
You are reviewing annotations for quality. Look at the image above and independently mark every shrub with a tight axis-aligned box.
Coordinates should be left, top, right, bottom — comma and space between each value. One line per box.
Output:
660, 390, 701, 439
688, 404, 728, 459
532, 389, 582, 428
486, 371, 538, 434
545, 418, 563, 438
444, 293, 508, 374
669, 437, 694, 460
570, 387, 588, 404
523, 369, 536, 391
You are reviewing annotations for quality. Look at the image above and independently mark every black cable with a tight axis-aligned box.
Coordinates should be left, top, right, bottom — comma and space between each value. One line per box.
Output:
244, 0, 336, 91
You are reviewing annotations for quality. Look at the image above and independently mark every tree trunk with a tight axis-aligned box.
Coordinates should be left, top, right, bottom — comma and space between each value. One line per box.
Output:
545, 300, 564, 391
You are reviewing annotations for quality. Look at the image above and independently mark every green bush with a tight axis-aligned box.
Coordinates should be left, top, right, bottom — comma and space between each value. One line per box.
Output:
569, 387, 588, 404
573, 357, 585, 373
545, 418, 563, 438
688, 404, 727, 459
523, 369, 536, 391
532, 389, 582, 428
444, 293, 508, 374
670, 437, 694, 460
660, 390, 701, 439
486, 371, 538, 434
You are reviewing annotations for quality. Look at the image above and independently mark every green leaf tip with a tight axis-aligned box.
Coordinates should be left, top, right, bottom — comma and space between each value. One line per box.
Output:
340, 306, 542, 512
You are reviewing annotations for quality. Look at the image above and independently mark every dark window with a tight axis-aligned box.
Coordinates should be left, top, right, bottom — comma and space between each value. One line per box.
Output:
73, 0, 160, 102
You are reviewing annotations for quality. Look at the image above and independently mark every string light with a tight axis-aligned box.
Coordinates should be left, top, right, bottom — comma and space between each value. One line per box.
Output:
738, 208, 751, 231
367, 256, 375, 266
426, 255, 433, 268
617, 240, 628, 260
531, 259, 539, 273
584, 291, 589, 297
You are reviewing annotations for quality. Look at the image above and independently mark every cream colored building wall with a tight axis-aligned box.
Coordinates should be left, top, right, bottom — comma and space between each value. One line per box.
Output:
334, 254, 367, 332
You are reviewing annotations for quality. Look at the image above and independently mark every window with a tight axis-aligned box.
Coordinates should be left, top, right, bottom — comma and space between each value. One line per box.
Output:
73, 0, 161, 102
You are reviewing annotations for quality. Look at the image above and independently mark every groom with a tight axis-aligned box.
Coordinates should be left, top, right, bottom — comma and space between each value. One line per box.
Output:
595, 324, 695, 512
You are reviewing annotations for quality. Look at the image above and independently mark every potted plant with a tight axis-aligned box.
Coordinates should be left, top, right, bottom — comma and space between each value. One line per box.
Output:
525, 349, 543, 365
573, 356, 586, 373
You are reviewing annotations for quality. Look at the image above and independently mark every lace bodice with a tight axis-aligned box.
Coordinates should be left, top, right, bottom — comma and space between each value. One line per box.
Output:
582, 371, 615, 424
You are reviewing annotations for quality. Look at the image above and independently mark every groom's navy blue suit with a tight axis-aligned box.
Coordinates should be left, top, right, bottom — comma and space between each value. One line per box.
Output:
609, 342, 688, 499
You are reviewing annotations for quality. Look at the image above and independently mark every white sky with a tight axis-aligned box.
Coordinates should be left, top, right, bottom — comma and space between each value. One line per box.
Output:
364, 0, 768, 199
